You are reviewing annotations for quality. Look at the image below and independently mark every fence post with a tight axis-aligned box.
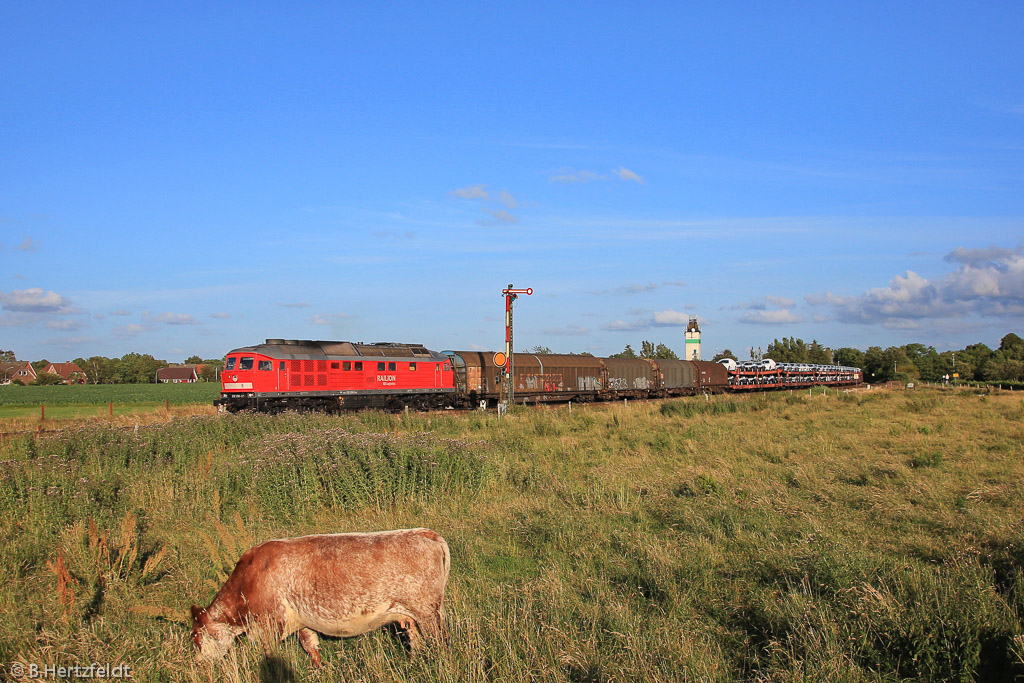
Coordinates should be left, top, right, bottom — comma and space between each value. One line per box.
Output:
41, 405, 45, 420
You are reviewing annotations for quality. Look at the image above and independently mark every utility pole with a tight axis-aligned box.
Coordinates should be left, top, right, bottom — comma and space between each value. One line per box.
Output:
501, 284, 532, 407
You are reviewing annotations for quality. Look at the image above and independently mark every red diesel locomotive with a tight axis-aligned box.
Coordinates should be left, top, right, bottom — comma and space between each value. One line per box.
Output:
216, 339, 455, 412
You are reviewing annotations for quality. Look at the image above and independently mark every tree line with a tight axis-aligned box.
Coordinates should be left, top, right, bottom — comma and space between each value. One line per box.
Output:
556, 331, 1024, 384
1, 351, 224, 385
710, 333, 1024, 383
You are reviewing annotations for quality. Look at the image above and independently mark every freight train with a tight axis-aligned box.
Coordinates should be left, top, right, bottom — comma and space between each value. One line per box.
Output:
215, 339, 862, 413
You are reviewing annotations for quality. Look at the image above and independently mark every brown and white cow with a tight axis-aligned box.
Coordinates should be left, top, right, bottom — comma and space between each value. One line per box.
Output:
190, 528, 449, 666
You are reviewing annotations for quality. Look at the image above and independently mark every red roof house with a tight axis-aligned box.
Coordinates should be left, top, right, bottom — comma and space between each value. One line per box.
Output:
0, 361, 37, 384
43, 362, 88, 384
158, 366, 199, 383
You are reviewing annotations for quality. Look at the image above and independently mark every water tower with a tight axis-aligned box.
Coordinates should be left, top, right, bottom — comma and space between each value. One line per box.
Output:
685, 317, 701, 360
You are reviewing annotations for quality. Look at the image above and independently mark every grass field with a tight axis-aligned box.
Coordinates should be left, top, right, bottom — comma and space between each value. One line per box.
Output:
0, 382, 222, 407
0, 383, 221, 424
1, 387, 1022, 682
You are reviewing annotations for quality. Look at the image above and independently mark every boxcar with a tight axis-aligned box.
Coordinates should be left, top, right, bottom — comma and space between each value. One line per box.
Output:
651, 359, 698, 396
602, 358, 657, 397
693, 360, 729, 392
446, 351, 605, 406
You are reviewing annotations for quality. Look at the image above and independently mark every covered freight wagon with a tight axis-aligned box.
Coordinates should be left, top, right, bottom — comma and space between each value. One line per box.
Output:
445, 351, 605, 406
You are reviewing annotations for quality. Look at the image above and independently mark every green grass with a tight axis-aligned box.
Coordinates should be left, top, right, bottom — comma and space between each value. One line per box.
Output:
2, 388, 1023, 681
0, 383, 222, 422
0, 382, 222, 407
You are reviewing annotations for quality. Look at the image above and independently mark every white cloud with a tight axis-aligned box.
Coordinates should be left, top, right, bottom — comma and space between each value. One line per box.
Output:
278, 302, 311, 309
210, 312, 232, 319
372, 230, 416, 240
45, 319, 89, 331
550, 168, 602, 184
624, 283, 658, 294
39, 335, 99, 348
114, 324, 146, 338
729, 295, 802, 325
450, 184, 489, 200
450, 184, 520, 224
739, 309, 804, 325
590, 281, 686, 296
0, 288, 75, 314
730, 295, 796, 311
312, 313, 352, 325
145, 311, 198, 325
598, 307, 697, 332
16, 236, 40, 252
601, 319, 648, 332
652, 309, 691, 326
811, 245, 1024, 327
498, 190, 518, 209
763, 295, 796, 308
551, 167, 645, 184
612, 167, 644, 184
483, 209, 516, 224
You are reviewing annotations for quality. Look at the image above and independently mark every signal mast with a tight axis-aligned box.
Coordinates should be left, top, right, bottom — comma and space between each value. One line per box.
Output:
499, 284, 532, 407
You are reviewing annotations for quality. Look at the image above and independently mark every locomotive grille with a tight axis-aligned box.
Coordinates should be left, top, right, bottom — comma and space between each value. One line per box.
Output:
287, 358, 328, 389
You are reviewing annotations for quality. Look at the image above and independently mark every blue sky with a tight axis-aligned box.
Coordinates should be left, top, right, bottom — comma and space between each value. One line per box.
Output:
2, 2, 1023, 363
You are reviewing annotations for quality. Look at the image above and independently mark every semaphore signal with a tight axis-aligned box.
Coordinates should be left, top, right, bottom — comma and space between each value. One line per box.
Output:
501, 284, 532, 406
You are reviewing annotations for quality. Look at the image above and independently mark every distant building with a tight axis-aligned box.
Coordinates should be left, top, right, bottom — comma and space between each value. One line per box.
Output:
684, 317, 701, 360
158, 366, 199, 383
0, 361, 37, 384
43, 362, 87, 384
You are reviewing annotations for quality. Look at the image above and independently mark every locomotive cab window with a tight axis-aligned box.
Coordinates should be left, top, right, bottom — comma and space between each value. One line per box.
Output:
388, 362, 396, 371
239, 357, 254, 370
330, 362, 339, 370
258, 360, 272, 371
225, 357, 237, 371
409, 363, 417, 371
343, 361, 351, 371
354, 362, 362, 371
378, 362, 386, 371
279, 362, 286, 371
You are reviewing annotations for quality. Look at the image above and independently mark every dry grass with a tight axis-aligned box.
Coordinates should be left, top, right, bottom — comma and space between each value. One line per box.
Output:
1, 387, 1022, 681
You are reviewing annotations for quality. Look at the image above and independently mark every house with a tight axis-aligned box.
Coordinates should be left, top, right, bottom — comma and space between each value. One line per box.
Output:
0, 361, 37, 385
43, 362, 88, 385
158, 366, 199, 383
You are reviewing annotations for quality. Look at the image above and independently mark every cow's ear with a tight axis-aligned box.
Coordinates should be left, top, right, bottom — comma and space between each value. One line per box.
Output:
190, 605, 205, 622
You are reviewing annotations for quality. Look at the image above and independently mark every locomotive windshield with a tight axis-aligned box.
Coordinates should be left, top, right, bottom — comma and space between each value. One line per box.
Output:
225, 357, 236, 371
239, 357, 254, 370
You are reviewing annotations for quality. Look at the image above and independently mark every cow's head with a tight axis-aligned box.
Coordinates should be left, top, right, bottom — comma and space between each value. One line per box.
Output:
190, 605, 235, 660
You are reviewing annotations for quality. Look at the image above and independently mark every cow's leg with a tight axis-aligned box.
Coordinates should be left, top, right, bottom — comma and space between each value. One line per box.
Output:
389, 614, 423, 652
297, 629, 322, 667
417, 609, 443, 644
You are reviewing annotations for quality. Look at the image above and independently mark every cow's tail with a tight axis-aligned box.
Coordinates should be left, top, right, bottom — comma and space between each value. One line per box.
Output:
435, 533, 451, 641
